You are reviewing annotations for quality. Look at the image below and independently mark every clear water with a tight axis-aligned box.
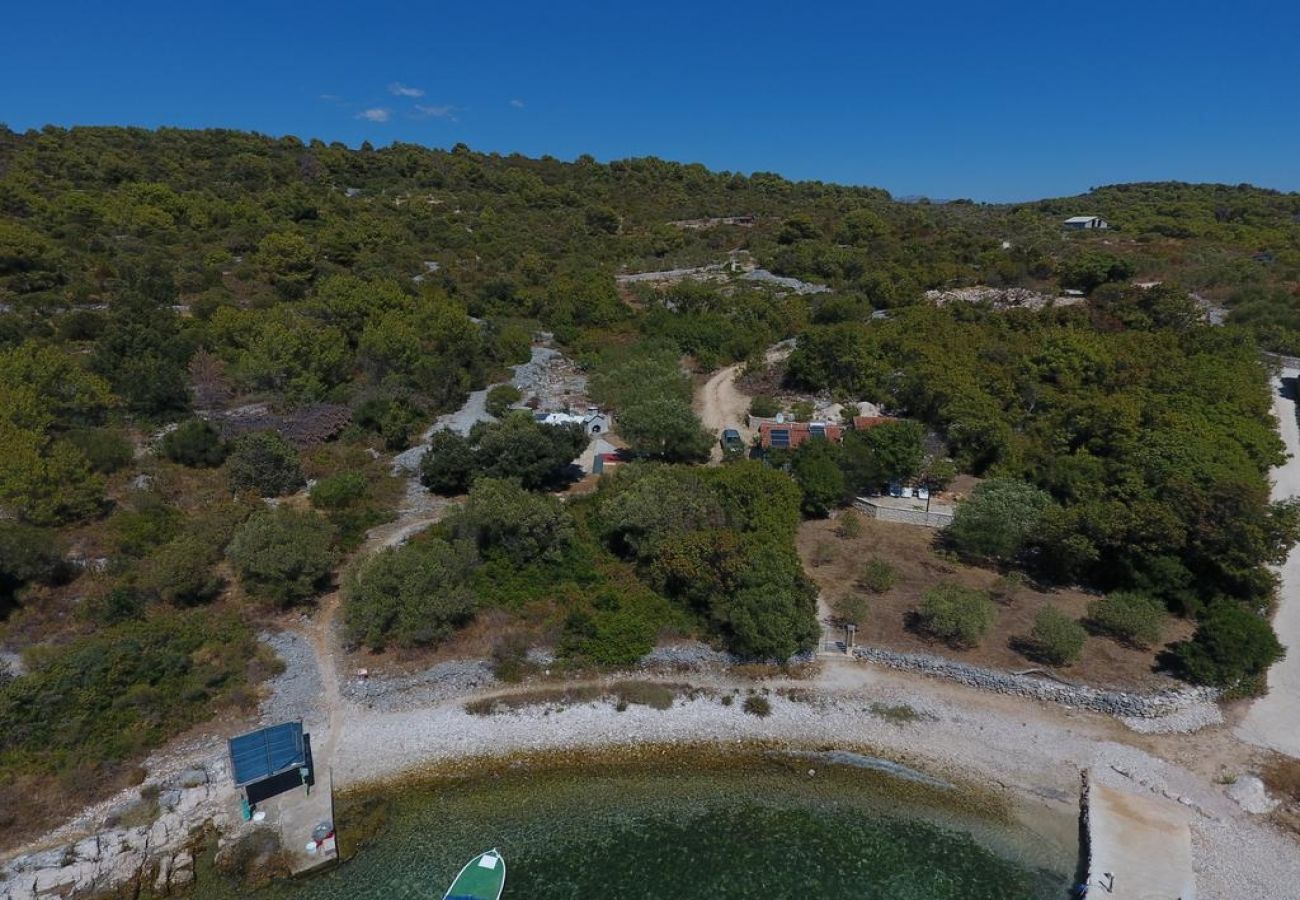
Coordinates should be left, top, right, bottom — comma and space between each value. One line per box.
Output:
191, 750, 1075, 899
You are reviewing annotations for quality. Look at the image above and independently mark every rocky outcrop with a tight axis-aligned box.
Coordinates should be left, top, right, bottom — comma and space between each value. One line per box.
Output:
851, 646, 1219, 718
1, 765, 223, 900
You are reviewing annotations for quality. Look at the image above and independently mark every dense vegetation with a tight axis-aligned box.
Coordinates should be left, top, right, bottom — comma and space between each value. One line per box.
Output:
1, 125, 1298, 843
788, 290, 1299, 685
347, 462, 817, 662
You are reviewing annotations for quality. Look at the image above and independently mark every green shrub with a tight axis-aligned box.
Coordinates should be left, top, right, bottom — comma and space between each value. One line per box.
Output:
749, 395, 781, 418
485, 384, 523, 418
0, 610, 257, 776
226, 431, 303, 496
420, 417, 588, 495
226, 508, 335, 608
790, 440, 846, 517
743, 694, 772, 717
353, 397, 419, 451
139, 536, 223, 606
490, 634, 535, 683
1087, 591, 1166, 648
944, 479, 1052, 563
449, 479, 575, 565
811, 540, 836, 567
63, 427, 134, 474
831, 593, 869, 626
419, 429, 475, 495
160, 419, 226, 467
918, 583, 996, 649
870, 702, 922, 725
835, 509, 862, 539
344, 537, 477, 650
791, 399, 816, 422
309, 471, 368, 510
857, 558, 897, 594
557, 586, 671, 666
611, 681, 675, 710
0, 523, 66, 605
1175, 601, 1285, 688
990, 572, 1027, 604
82, 585, 148, 625
1029, 607, 1087, 665
110, 499, 181, 557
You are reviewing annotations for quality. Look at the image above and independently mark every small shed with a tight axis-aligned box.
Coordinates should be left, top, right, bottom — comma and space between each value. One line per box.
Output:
1063, 215, 1109, 230
228, 721, 311, 805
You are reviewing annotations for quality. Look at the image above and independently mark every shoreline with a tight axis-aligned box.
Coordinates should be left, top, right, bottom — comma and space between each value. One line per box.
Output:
3, 655, 1297, 899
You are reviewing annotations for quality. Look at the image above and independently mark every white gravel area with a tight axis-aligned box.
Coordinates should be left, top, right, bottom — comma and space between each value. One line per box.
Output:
258, 630, 327, 729
1122, 700, 1225, 734
320, 664, 1297, 900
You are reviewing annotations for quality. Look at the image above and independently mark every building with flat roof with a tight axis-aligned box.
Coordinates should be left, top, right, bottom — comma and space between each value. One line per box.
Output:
1064, 215, 1109, 230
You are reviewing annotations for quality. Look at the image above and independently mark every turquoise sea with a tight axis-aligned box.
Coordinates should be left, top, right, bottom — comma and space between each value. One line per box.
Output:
190, 748, 1076, 899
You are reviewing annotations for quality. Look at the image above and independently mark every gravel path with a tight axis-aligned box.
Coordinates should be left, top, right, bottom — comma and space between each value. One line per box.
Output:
257, 630, 327, 729
1236, 373, 1300, 757
340, 660, 495, 712
392, 346, 586, 473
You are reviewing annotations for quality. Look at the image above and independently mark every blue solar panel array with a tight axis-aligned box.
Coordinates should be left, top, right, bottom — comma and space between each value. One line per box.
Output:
228, 721, 305, 786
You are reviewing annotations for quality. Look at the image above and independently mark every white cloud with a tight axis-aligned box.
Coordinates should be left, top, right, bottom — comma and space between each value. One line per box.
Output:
356, 108, 391, 123
509, 98, 525, 109
388, 82, 425, 98
413, 104, 458, 120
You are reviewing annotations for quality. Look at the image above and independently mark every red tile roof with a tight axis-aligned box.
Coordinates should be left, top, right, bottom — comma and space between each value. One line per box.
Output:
852, 416, 899, 431
758, 421, 844, 449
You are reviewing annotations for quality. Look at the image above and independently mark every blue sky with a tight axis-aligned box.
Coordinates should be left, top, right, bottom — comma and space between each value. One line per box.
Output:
2, 0, 1297, 200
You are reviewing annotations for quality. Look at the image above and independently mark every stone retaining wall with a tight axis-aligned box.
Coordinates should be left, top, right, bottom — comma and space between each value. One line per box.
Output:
851, 646, 1219, 718
854, 498, 954, 529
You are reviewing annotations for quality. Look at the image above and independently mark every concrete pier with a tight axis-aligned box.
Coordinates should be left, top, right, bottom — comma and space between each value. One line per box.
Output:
255, 769, 338, 876
1084, 773, 1196, 899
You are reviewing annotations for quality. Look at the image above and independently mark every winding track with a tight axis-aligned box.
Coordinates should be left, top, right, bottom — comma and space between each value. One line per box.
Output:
1235, 371, 1300, 758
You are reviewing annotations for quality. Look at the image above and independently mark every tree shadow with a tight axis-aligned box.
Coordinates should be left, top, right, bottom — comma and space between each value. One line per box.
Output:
1008, 634, 1052, 666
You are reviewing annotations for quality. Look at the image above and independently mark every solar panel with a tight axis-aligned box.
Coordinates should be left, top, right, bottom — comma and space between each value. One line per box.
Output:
228, 722, 306, 787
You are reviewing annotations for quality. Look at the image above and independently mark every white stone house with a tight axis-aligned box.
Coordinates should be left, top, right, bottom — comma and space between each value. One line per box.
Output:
1063, 215, 1110, 230
534, 407, 613, 435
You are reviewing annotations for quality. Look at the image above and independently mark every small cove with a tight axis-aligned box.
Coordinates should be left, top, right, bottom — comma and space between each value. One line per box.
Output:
187, 746, 1077, 899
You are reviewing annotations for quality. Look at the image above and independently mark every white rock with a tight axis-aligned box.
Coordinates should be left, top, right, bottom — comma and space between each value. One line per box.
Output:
1225, 775, 1279, 814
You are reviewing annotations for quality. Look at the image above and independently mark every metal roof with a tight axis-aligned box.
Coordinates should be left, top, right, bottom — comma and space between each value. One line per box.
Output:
228, 721, 305, 787
1064, 215, 1102, 223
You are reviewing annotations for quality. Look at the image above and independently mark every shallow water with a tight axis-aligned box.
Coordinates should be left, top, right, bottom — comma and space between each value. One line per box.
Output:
192, 749, 1076, 899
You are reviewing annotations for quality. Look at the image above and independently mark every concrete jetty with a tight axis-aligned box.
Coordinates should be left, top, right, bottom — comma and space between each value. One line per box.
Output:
1084, 773, 1196, 899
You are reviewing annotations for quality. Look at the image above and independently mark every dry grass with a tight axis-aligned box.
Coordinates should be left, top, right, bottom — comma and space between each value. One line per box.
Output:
1262, 757, 1300, 836
799, 517, 1191, 690
1262, 757, 1300, 804
463, 680, 703, 716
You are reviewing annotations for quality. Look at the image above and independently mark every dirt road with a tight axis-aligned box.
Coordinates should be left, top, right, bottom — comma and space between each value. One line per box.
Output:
694, 363, 751, 462
1236, 374, 1300, 757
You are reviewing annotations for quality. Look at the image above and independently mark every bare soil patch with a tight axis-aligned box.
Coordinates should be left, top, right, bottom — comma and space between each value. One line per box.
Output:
798, 516, 1191, 691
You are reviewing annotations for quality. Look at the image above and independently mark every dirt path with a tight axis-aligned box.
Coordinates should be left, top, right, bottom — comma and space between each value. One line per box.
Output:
694, 364, 750, 461
693, 342, 796, 461
1236, 374, 1300, 757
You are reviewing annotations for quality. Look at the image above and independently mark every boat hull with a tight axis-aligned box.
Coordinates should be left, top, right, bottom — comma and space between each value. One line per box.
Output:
443, 849, 506, 900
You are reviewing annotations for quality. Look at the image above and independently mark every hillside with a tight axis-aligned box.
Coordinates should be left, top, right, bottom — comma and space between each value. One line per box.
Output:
2, 125, 1300, 849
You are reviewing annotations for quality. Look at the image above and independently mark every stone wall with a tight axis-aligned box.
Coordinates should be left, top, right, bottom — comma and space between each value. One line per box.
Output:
851, 646, 1219, 718
854, 498, 954, 529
